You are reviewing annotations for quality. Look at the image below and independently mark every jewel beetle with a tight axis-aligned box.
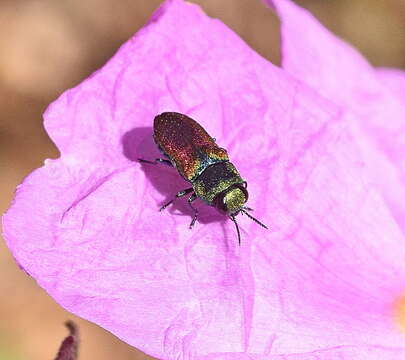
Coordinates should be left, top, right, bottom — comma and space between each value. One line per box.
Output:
139, 112, 267, 244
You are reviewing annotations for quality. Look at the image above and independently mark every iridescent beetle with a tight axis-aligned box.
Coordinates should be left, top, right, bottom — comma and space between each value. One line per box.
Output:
139, 112, 267, 244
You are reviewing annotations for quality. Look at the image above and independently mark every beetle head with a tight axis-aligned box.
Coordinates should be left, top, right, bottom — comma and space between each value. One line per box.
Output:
214, 184, 248, 215
214, 184, 268, 245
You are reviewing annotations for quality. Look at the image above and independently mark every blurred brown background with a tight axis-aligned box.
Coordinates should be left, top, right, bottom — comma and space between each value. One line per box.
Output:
0, 0, 404, 359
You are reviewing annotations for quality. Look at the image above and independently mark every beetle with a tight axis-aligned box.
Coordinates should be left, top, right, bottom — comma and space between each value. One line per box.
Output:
139, 112, 267, 244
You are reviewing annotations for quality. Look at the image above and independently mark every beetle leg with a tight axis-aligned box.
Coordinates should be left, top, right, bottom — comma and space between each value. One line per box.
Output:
188, 194, 198, 229
155, 158, 173, 166
242, 206, 254, 212
160, 188, 194, 211
138, 158, 173, 166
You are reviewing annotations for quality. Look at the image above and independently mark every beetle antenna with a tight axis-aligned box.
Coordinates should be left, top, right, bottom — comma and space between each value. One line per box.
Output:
240, 209, 268, 229
230, 215, 241, 246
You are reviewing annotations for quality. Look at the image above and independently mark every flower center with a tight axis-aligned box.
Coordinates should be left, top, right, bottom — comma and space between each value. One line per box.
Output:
394, 294, 405, 331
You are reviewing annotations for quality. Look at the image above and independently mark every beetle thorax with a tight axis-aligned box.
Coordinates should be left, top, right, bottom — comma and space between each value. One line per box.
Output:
192, 162, 245, 205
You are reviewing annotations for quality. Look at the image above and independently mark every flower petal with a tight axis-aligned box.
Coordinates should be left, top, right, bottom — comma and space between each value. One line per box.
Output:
266, 0, 405, 232
3, 0, 405, 359
377, 68, 405, 105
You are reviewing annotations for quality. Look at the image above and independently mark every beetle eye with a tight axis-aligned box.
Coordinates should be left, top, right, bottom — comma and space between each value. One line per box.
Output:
223, 188, 247, 214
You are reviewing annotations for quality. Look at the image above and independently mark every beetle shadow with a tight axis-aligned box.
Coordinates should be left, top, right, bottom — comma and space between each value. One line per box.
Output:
121, 126, 226, 226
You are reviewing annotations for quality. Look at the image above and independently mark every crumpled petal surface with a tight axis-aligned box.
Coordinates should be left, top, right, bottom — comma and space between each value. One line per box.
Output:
266, 0, 405, 232
3, 0, 405, 359
377, 68, 405, 106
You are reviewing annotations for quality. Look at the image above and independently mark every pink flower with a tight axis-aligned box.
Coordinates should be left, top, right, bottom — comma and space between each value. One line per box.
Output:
3, 0, 405, 359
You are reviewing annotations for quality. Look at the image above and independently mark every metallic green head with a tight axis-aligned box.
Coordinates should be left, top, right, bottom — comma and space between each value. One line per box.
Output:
214, 183, 268, 245
214, 184, 249, 215
221, 186, 248, 214
191, 162, 267, 245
